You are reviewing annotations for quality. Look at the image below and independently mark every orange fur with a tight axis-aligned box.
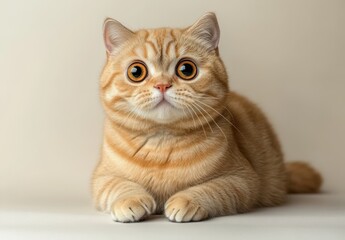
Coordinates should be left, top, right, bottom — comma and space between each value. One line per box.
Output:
285, 162, 323, 193
92, 13, 322, 223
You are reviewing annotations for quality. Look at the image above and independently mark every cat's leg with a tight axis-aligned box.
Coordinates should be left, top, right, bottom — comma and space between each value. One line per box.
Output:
164, 169, 260, 222
92, 175, 156, 223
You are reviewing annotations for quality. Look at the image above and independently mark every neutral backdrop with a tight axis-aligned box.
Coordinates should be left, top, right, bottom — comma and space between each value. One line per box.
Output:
1, 0, 344, 208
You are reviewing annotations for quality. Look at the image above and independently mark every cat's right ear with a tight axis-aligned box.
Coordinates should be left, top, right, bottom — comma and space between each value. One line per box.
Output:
103, 18, 134, 54
185, 12, 220, 51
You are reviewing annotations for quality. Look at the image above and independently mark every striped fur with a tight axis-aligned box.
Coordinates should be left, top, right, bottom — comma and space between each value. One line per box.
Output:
92, 13, 322, 223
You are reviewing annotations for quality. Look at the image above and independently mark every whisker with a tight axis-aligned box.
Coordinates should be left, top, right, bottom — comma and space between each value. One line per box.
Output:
138, 97, 160, 109
186, 104, 207, 138
131, 106, 148, 130
190, 102, 214, 133
171, 97, 207, 135
193, 98, 246, 139
192, 101, 228, 142
133, 91, 151, 100
224, 107, 235, 122
119, 105, 139, 128
197, 95, 222, 100
181, 105, 197, 130
178, 91, 221, 100
181, 107, 189, 122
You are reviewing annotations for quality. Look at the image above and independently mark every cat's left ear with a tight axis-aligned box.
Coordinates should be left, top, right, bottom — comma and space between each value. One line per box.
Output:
185, 12, 220, 51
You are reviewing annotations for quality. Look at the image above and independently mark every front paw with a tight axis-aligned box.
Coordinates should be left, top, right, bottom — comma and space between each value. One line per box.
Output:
111, 195, 156, 223
164, 194, 208, 222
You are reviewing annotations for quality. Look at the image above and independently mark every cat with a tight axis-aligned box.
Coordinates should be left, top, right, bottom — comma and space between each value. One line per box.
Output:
92, 12, 322, 223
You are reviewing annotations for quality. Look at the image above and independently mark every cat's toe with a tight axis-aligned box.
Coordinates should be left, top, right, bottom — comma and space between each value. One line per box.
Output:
111, 195, 156, 223
164, 195, 208, 222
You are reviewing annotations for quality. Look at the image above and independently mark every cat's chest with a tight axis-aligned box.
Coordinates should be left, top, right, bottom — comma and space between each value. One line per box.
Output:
128, 163, 209, 210
115, 134, 223, 179
117, 152, 213, 189
113, 139, 226, 200
106, 129, 227, 203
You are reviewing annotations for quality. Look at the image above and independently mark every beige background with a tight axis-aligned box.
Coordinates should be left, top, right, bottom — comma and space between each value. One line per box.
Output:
1, 0, 344, 206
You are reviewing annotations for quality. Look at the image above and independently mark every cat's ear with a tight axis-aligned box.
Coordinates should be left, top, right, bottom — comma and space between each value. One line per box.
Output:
103, 18, 134, 54
186, 12, 220, 51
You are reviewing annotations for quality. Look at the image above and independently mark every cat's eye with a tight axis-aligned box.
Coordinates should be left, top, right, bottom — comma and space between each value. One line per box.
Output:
176, 59, 198, 80
127, 62, 148, 82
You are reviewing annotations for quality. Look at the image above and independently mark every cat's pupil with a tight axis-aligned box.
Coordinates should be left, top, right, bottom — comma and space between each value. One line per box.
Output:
180, 63, 193, 76
131, 66, 142, 78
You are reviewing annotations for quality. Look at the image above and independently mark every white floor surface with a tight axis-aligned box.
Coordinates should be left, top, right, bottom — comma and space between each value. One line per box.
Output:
1, 194, 344, 240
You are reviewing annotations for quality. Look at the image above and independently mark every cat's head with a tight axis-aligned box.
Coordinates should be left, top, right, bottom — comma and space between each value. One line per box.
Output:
100, 13, 229, 131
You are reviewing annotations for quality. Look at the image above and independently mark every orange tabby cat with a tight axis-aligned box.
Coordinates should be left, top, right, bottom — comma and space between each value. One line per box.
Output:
92, 13, 322, 223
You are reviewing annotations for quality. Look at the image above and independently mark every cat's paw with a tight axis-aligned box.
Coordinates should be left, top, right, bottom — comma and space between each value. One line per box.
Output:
164, 194, 209, 222
111, 195, 156, 223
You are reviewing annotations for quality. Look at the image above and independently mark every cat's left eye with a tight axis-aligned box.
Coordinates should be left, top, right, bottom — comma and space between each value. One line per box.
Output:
127, 62, 148, 82
176, 59, 198, 80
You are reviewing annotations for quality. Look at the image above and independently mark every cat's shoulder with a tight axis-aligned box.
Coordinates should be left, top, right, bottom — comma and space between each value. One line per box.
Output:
227, 91, 267, 119
227, 91, 257, 108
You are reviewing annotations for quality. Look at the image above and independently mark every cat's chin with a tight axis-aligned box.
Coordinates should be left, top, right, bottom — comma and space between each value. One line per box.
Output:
155, 99, 172, 109
145, 100, 183, 124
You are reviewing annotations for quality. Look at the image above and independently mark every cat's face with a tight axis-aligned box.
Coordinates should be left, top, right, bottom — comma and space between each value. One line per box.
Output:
101, 13, 229, 129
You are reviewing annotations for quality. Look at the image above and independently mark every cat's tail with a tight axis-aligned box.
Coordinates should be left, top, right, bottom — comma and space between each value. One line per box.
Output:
285, 161, 323, 193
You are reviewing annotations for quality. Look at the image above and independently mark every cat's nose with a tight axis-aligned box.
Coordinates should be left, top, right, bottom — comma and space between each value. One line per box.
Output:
154, 83, 172, 93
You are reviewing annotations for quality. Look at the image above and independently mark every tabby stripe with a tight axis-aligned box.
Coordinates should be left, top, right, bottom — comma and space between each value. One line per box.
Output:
94, 176, 116, 210
102, 72, 121, 90
99, 180, 120, 211
165, 40, 174, 56
142, 45, 148, 59
146, 41, 159, 55
104, 132, 222, 168
107, 120, 221, 155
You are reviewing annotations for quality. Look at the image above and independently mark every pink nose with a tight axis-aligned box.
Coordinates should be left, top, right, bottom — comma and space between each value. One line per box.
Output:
154, 83, 172, 93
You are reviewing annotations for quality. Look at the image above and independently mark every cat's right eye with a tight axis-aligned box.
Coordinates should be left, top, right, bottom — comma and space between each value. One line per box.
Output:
127, 62, 148, 82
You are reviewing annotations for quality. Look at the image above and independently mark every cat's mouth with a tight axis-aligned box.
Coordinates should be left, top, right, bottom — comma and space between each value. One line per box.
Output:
155, 99, 173, 108
143, 96, 183, 123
